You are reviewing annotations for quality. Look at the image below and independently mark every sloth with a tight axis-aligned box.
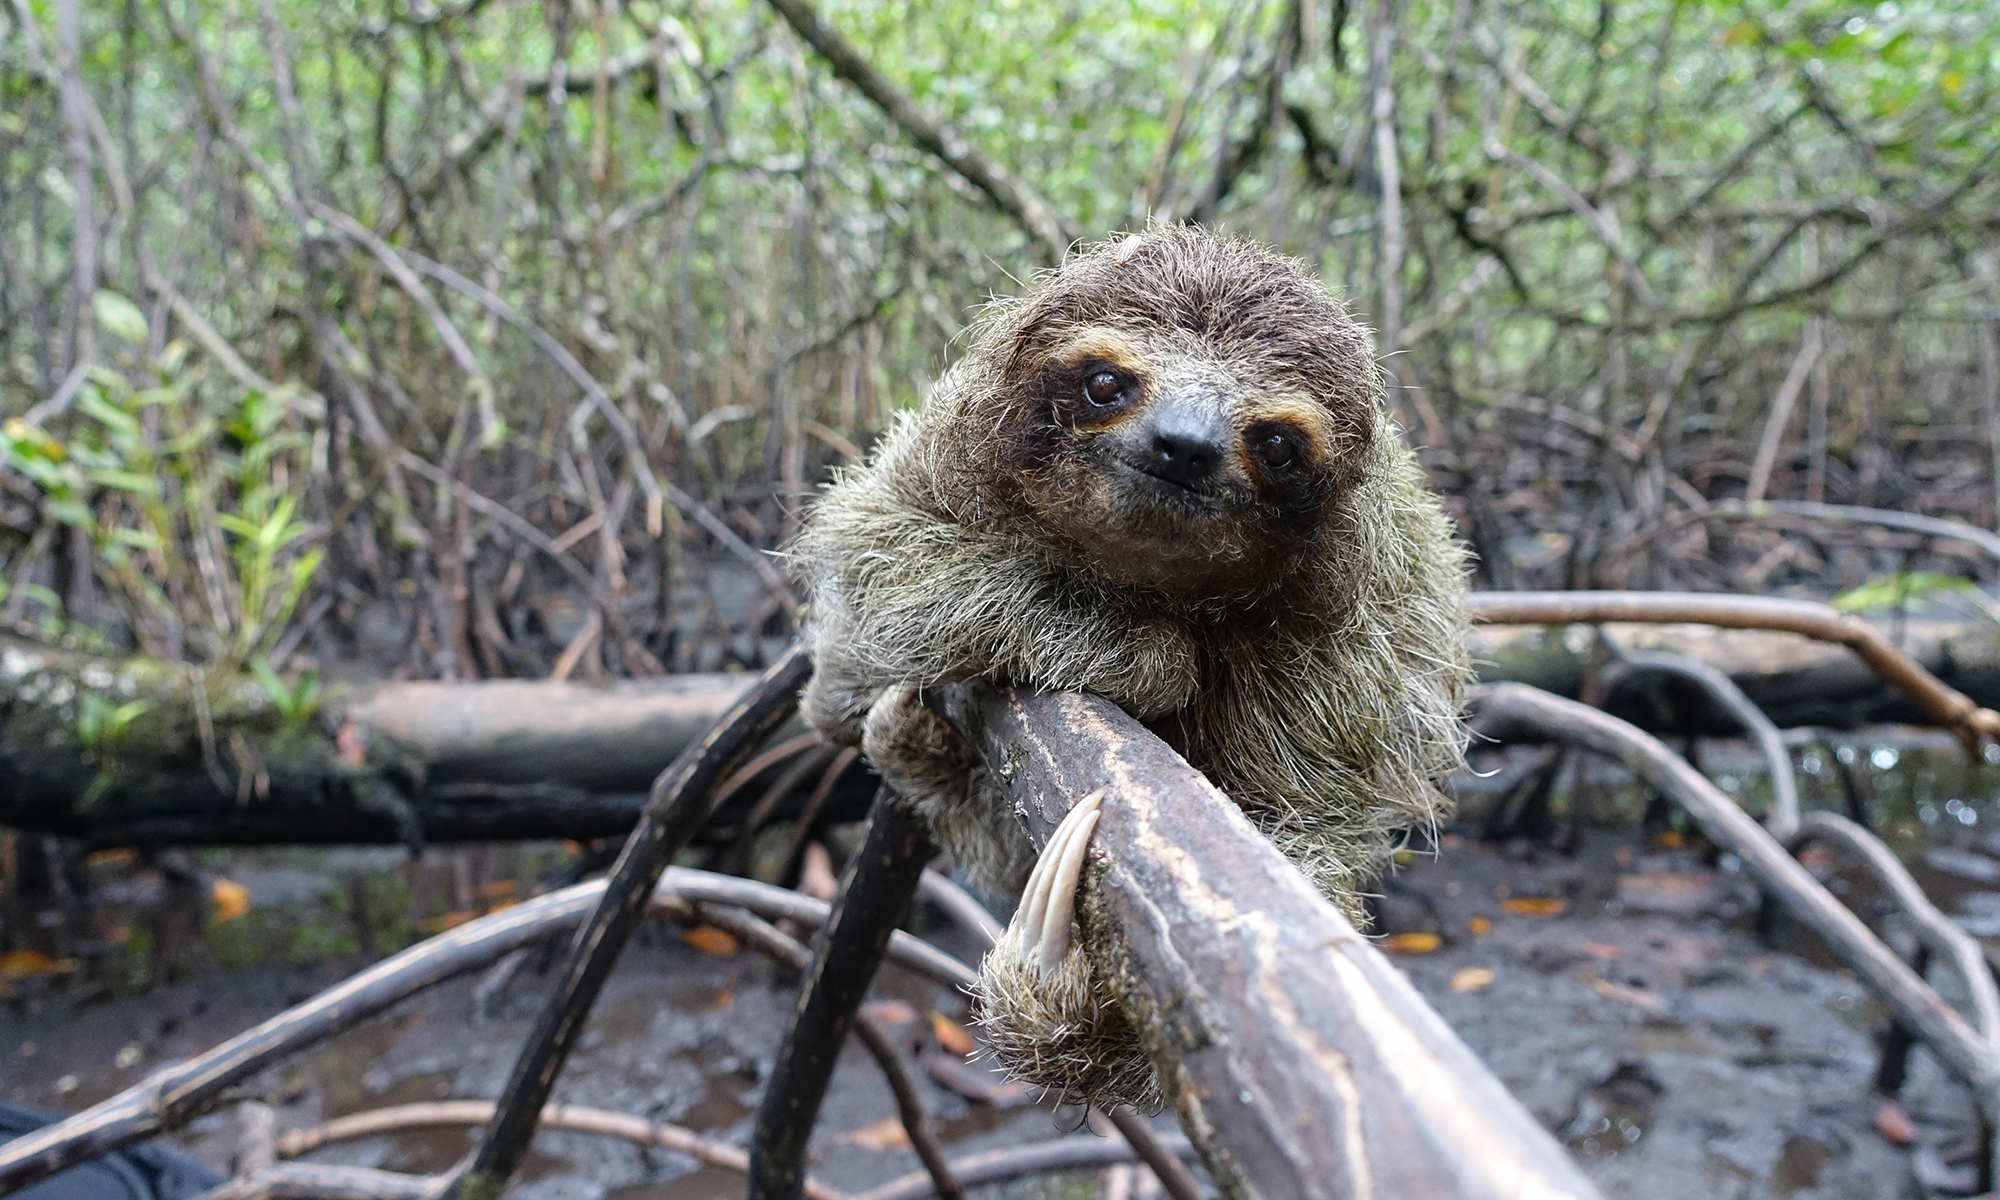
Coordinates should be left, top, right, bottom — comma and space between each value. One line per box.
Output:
789, 225, 1471, 1109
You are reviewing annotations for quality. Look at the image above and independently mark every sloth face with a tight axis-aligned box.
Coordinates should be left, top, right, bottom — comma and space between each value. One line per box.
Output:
1017, 330, 1344, 595
974, 229, 1377, 599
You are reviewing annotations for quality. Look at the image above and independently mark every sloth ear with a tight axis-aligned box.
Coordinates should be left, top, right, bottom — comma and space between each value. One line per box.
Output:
1113, 233, 1146, 266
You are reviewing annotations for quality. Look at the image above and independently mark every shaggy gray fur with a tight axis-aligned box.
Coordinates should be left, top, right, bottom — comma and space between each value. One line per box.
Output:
790, 225, 1471, 1107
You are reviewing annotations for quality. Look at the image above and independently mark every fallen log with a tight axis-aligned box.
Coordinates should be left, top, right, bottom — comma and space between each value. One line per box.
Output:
968, 687, 1604, 1200
1471, 591, 2000, 742
10, 590, 2000, 846
0, 633, 817, 846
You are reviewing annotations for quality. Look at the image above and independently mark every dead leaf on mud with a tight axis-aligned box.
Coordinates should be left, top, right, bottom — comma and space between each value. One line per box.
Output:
839, 1116, 911, 1151
1450, 967, 1496, 993
210, 878, 251, 922
1384, 932, 1443, 955
1579, 972, 1665, 1013
1874, 1101, 1917, 1146
0, 950, 73, 980
929, 1009, 976, 1055
682, 925, 741, 957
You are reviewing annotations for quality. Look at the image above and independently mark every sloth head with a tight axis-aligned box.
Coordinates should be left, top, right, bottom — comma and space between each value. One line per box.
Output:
959, 226, 1380, 601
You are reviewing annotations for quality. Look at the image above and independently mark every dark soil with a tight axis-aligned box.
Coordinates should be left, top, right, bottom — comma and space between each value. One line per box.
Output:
9, 728, 2000, 1199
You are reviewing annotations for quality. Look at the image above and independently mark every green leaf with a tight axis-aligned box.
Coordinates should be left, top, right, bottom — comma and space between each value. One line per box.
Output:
85, 468, 160, 497
46, 499, 97, 529
77, 389, 141, 437
1831, 572, 1973, 614
93, 290, 150, 346
156, 338, 191, 376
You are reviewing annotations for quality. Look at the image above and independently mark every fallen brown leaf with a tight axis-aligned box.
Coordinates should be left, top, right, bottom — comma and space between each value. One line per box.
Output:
1578, 941, 1623, 960
1383, 932, 1442, 955
839, 1116, 911, 1151
1873, 1100, 1917, 1146
1500, 897, 1567, 918
1467, 916, 1493, 937
1579, 972, 1665, 1014
929, 1010, 977, 1056
682, 925, 741, 957
0, 950, 66, 980
1449, 967, 1495, 994
210, 878, 251, 923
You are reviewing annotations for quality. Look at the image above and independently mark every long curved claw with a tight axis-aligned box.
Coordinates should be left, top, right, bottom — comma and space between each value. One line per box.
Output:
1037, 805, 1100, 974
1005, 788, 1105, 978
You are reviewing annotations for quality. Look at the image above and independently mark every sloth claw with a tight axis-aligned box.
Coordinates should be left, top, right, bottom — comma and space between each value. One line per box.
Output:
1005, 788, 1104, 978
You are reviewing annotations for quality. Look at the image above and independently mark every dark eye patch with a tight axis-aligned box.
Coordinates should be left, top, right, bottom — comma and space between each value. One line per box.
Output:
1246, 421, 1305, 473
1085, 370, 1123, 406
1042, 361, 1140, 421
1253, 430, 1296, 470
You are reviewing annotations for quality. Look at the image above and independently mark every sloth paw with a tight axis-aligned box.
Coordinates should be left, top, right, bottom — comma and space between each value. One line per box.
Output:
974, 789, 1159, 1111
861, 684, 972, 799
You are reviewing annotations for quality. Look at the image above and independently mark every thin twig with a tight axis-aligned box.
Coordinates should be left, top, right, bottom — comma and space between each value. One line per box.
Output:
331, 222, 668, 538
671, 483, 799, 616
761, 0, 1075, 261
307, 206, 500, 448
393, 452, 662, 675
1744, 324, 1823, 503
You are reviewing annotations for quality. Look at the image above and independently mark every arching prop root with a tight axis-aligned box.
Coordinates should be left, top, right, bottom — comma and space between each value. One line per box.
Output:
1468, 681, 2000, 1194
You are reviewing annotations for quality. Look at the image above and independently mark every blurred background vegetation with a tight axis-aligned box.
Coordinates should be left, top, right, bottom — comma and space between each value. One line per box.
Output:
3, 0, 1998, 682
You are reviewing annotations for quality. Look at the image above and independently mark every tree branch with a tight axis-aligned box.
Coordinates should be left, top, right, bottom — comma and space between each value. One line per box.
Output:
762, 0, 1076, 261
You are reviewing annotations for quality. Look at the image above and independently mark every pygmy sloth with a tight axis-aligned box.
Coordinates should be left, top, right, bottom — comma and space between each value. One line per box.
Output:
790, 225, 1472, 1110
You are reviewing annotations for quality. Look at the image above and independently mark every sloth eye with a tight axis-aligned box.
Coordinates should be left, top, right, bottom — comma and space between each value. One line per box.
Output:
1083, 371, 1124, 406
1254, 431, 1297, 470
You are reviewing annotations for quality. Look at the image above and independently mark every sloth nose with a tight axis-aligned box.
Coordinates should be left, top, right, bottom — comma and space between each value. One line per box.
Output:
1146, 412, 1227, 488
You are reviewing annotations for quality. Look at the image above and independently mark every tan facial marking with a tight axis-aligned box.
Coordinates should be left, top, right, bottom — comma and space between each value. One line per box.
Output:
1047, 328, 1150, 374
1239, 397, 1335, 464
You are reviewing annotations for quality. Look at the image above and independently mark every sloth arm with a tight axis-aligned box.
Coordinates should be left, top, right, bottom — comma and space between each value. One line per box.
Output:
802, 493, 1200, 735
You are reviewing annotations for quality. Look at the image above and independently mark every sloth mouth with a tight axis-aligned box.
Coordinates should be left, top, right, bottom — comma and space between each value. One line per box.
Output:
1110, 454, 1224, 502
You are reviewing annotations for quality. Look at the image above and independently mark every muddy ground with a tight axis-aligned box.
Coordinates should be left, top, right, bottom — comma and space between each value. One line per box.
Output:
8, 726, 2000, 1200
